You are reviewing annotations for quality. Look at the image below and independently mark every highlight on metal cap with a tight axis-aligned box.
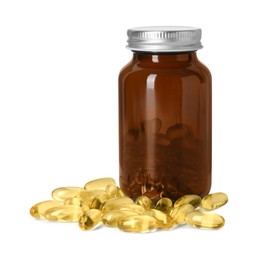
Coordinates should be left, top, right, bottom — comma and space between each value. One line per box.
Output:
127, 26, 203, 52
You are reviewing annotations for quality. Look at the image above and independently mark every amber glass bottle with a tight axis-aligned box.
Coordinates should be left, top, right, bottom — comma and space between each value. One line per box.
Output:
119, 27, 212, 202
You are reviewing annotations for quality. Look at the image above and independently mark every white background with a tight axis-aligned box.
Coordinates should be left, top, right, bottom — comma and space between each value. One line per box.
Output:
0, 0, 264, 259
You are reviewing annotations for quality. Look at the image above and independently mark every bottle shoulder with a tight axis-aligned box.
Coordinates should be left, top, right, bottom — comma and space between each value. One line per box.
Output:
119, 59, 211, 84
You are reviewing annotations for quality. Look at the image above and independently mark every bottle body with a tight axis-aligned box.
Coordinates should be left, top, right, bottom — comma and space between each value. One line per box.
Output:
119, 52, 211, 202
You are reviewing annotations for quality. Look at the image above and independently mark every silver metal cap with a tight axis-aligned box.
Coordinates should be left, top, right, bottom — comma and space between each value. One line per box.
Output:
127, 26, 203, 52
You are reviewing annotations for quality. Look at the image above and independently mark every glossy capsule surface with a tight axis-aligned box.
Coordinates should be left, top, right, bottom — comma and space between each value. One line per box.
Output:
201, 192, 228, 210
90, 193, 110, 209
30, 200, 62, 219
144, 209, 174, 230
77, 190, 106, 206
117, 215, 157, 233
105, 185, 124, 198
79, 209, 101, 231
64, 197, 90, 212
185, 211, 225, 229
155, 198, 172, 212
84, 178, 116, 190
174, 194, 201, 209
135, 195, 153, 209
102, 203, 145, 214
52, 187, 85, 201
103, 210, 139, 227
29, 176, 228, 233
101, 197, 134, 211
170, 204, 194, 224
44, 205, 83, 222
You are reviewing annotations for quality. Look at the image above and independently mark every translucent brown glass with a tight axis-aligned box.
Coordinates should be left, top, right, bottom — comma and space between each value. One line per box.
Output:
119, 52, 212, 202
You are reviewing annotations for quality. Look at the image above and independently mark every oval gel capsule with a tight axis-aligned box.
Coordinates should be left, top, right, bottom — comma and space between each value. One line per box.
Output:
174, 194, 201, 209
155, 198, 172, 212
101, 197, 134, 211
102, 204, 145, 214
135, 195, 153, 209
44, 205, 83, 222
185, 211, 225, 229
144, 209, 174, 230
103, 210, 139, 227
79, 209, 101, 231
52, 187, 85, 201
64, 197, 90, 212
90, 193, 110, 209
105, 185, 124, 198
118, 215, 157, 233
170, 204, 194, 224
30, 200, 62, 219
201, 192, 228, 210
84, 178, 116, 190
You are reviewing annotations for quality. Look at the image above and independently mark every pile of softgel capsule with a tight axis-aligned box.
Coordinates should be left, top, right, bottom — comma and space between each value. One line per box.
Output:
30, 177, 228, 232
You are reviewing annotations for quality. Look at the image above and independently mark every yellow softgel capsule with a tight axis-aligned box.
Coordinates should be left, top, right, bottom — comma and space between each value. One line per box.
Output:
102, 210, 139, 227
64, 197, 90, 212
44, 205, 83, 222
170, 204, 194, 224
52, 187, 85, 201
135, 195, 153, 209
79, 209, 101, 231
101, 197, 134, 211
90, 193, 110, 209
79, 189, 107, 198
105, 184, 124, 198
77, 190, 106, 206
174, 194, 201, 209
201, 192, 228, 210
144, 209, 175, 230
155, 198, 172, 212
118, 215, 157, 233
30, 200, 62, 219
116, 204, 145, 214
185, 211, 225, 229
102, 203, 145, 214
84, 178, 116, 190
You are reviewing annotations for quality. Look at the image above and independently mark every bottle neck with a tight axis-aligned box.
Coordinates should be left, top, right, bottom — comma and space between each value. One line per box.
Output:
132, 51, 198, 64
